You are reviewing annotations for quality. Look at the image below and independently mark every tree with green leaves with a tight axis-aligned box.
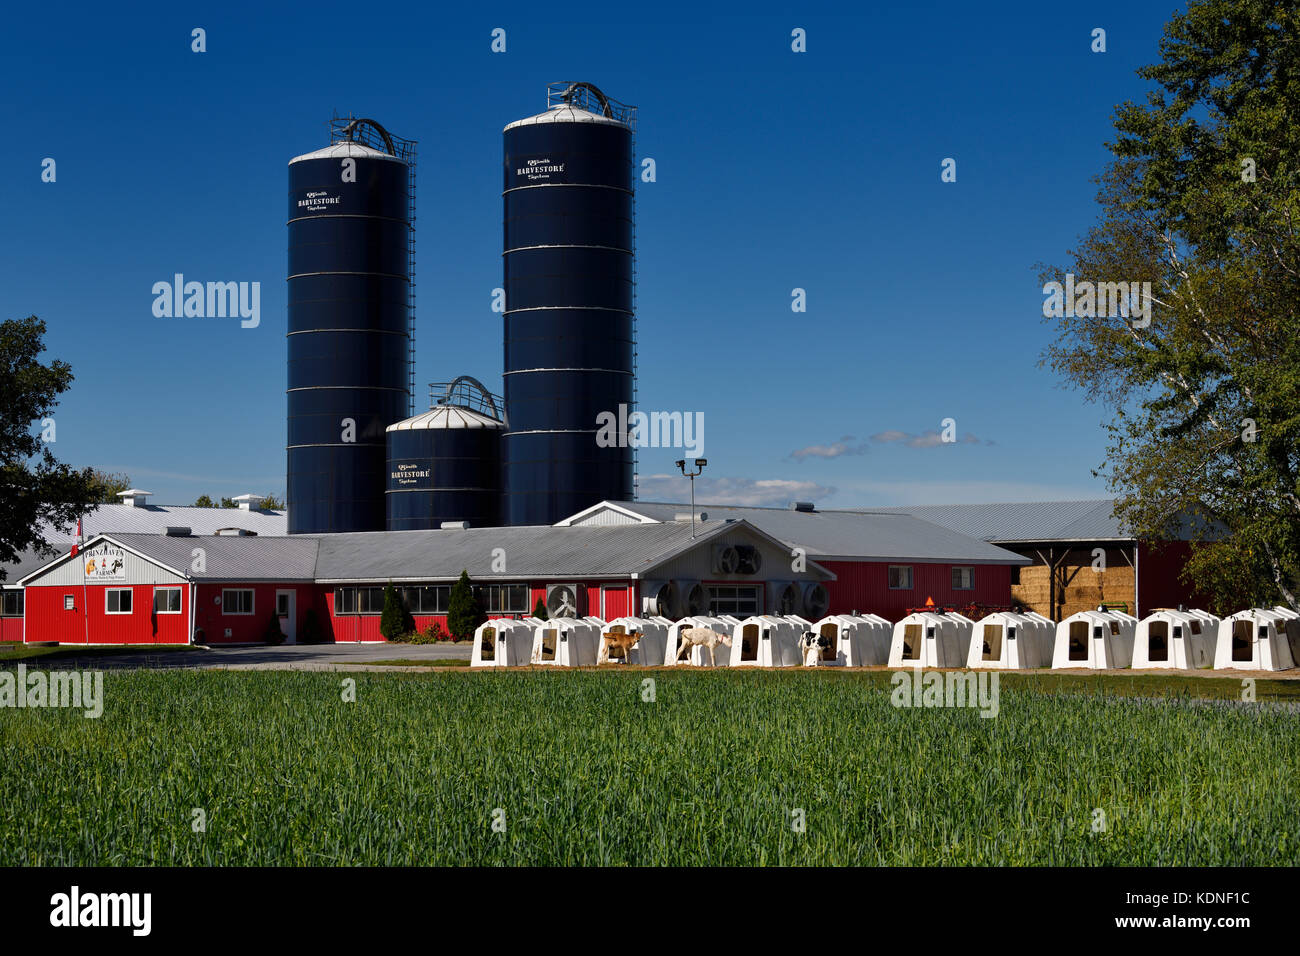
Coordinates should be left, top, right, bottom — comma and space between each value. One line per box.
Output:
446, 569, 485, 640
1043, 0, 1300, 612
379, 582, 415, 640
194, 494, 216, 508
88, 470, 133, 504
533, 596, 548, 621
260, 493, 285, 510
0, 316, 103, 576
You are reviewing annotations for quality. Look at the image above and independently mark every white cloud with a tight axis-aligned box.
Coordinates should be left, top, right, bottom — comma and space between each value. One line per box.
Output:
869, 430, 991, 448
637, 474, 835, 507
788, 437, 869, 460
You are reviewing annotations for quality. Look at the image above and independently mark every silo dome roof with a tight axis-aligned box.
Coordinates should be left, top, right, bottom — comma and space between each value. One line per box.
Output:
504, 104, 628, 132
387, 406, 504, 431
289, 142, 405, 165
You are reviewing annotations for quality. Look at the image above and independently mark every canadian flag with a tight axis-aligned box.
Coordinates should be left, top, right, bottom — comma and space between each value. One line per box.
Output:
70, 517, 82, 557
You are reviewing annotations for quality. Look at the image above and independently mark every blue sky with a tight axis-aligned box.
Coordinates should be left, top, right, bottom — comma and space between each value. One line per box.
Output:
2, 1, 1177, 510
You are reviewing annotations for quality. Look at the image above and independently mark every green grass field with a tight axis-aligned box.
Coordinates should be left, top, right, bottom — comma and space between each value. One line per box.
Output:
1, 668, 1296, 865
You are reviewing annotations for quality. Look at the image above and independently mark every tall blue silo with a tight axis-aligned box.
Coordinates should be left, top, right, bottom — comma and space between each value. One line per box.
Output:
287, 118, 415, 534
501, 82, 637, 526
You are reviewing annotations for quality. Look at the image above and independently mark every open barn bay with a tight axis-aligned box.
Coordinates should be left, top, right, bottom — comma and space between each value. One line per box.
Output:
1, 669, 1296, 866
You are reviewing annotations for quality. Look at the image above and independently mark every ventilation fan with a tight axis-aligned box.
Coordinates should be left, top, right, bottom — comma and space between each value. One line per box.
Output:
777, 582, 801, 616
642, 580, 677, 618
712, 545, 740, 574
546, 584, 580, 618
735, 545, 763, 575
803, 583, 829, 619
684, 583, 707, 616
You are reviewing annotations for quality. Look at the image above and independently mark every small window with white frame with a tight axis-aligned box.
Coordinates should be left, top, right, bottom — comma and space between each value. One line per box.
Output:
106, 588, 133, 614
1, 590, 22, 617
888, 566, 913, 589
154, 587, 182, 614
952, 566, 974, 590
222, 589, 254, 615
64, 594, 75, 610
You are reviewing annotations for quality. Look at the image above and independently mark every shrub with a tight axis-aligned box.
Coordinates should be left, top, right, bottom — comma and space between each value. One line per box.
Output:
379, 582, 415, 641
533, 597, 548, 621
263, 610, 285, 646
446, 570, 485, 641
299, 608, 325, 644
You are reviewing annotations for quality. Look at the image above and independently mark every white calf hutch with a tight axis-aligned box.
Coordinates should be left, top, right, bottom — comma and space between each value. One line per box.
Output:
887, 611, 975, 668
1132, 609, 1218, 669
967, 611, 1055, 669
808, 614, 892, 666
665, 616, 737, 666
598, 616, 670, 665
530, 618, 602, 666
1214, 608, 1299, 671
471, 619, 538, 667
730, 615, 805, 667
1051, 609, 1137, 669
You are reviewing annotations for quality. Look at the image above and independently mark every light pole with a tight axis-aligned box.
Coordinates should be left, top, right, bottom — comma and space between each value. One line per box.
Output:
675, 458, 707, 538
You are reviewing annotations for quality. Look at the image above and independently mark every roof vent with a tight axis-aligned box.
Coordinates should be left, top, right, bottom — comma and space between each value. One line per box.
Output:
116, 489, 153, 507
441, 520, 470, 530
165, 526, 192, 536
231, 494, 266, 512
791, 501, 816, 512
215, 528, 256, 536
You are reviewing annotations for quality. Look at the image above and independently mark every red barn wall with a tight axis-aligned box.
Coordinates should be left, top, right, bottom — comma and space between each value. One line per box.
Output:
819, 560, 1014, 622
24, 583, 191, 645
193, 582, 316, 645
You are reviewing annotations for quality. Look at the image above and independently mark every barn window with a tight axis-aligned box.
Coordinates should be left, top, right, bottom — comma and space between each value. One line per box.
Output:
154, 587, 182, 614
63, 594, 74, 610
357, 588, 385, 614
106, 589, 133, 614
335, 588, 357, 614
888, 566, 913, 589
474, 585, 529, 614
222, 589, 254, 615
0, 591, 23, 616
952, 567, 974, 590
708, 585, 758, 616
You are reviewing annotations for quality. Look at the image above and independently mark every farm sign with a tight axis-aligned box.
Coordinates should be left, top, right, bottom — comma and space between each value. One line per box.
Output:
83, 544, 126, 581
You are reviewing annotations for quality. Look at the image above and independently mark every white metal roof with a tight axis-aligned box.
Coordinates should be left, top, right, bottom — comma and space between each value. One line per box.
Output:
386, 406, 504, 431
504, 104, 628, 132
289, 142, 403, 164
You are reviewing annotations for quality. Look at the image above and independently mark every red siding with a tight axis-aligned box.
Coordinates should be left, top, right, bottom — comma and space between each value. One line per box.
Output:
820, 560, 1013, 622
24, 583, 190, 644
600, 585, 632, 619
1, 610, 25, 642
195, 583, 316, 645
1136, 540, 1203, 616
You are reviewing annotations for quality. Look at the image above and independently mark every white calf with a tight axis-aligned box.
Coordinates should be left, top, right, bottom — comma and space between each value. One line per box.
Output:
676, 627, 733, 666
